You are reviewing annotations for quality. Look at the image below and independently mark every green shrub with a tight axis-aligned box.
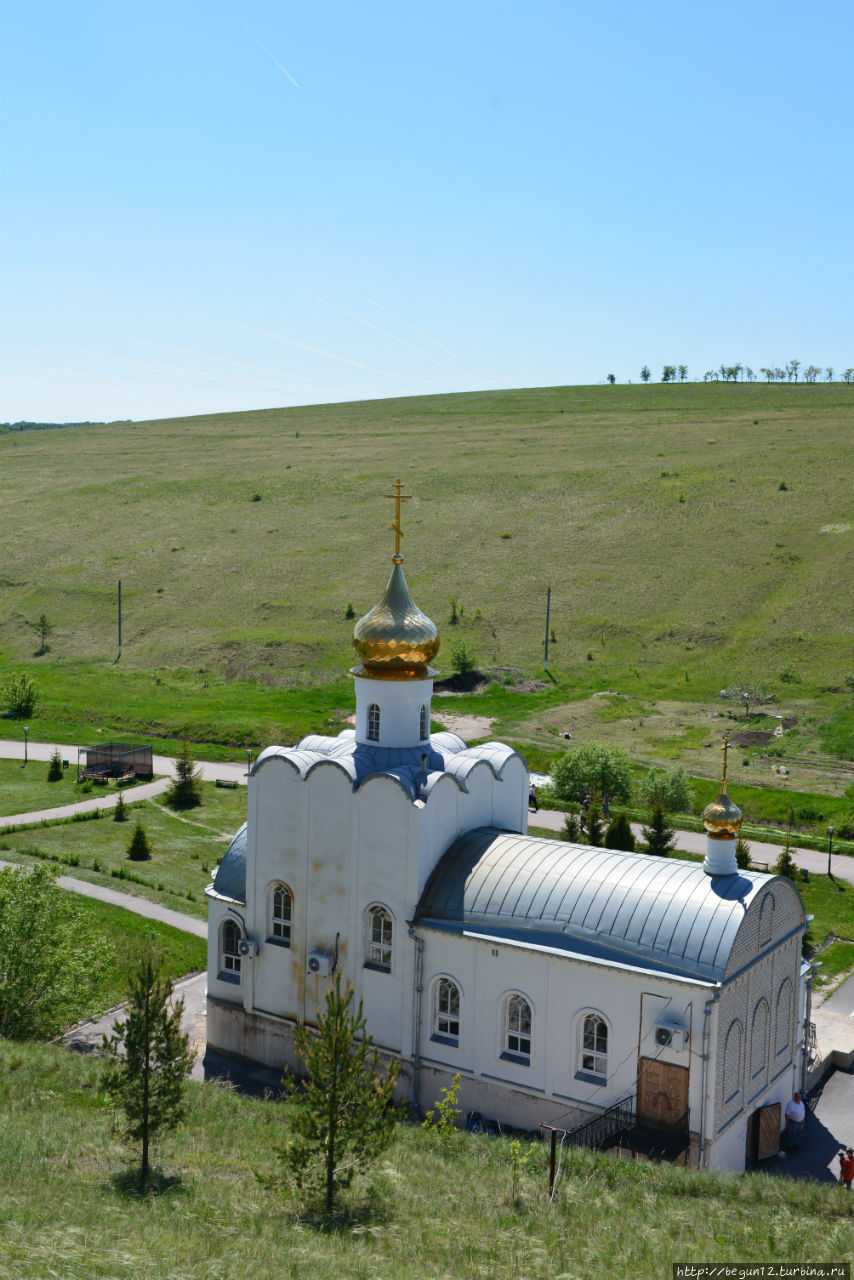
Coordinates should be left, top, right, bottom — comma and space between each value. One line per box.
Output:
449, 639, 477, 677
636, 765, 694, 813
2, 673, 39, 718
46, 749, 63, 782
551, 743, 632, 804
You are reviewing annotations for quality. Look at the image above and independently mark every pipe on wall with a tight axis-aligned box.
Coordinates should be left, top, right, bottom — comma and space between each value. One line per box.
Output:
408, 926, 425, 1115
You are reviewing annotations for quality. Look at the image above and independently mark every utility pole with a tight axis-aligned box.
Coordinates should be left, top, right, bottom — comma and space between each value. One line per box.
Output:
543, 586, 551, 673
117, 580, 122, 660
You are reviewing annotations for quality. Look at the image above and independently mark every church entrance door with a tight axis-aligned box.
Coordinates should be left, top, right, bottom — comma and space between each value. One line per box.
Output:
637, 1057, 689, 1131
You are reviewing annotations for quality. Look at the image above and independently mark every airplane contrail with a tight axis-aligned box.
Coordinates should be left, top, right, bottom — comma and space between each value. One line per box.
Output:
292, 285, 475, 377
241, 22, 299, 87
340, 284, 480, 374
239, 324, 436, 385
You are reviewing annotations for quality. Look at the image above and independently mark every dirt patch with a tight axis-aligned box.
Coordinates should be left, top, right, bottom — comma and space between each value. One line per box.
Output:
507, 678, 549, 694
433, 671, 490, 694
432, 713, 495, 740
728, 729, 773, 748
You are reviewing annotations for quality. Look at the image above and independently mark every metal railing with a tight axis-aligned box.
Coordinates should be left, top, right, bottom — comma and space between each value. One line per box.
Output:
564, 1095, 635, 1150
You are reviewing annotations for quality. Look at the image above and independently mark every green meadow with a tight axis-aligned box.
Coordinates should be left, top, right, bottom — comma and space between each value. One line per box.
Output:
0, 1040, 850, 1280
1, 382, 852, 787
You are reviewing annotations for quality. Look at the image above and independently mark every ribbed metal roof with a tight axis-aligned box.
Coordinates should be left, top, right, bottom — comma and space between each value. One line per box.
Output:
415, 828, 783, 982
209, 822, 247, 904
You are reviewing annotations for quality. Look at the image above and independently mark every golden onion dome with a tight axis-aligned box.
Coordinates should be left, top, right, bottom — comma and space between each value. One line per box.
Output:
351, 555, 440, 680
702, 780, 743, 839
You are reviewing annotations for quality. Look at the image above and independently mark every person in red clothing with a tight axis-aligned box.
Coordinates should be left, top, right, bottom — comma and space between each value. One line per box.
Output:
838, 1147, 854, 1189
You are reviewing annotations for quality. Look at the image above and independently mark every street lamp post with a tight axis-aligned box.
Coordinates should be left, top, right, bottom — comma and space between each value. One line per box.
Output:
23, 725, 28, 767
827, 825, 835, 878
246, 748, 252, 777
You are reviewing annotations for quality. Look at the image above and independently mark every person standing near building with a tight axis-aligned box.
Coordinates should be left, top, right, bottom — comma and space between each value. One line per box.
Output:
784, 1092, 806, 1150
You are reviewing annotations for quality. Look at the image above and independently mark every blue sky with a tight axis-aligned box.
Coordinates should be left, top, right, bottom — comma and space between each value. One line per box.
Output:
3, 0, 853, 422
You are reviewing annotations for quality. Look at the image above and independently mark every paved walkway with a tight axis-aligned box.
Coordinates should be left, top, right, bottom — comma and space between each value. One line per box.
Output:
0, 737, 247, 829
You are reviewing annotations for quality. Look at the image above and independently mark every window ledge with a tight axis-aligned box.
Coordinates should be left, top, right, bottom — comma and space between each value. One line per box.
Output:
266, 937, 291, 949
575, 1070, 607, 1087
363, 962, 391, 974
431, 1034, 459, 1048
217, 971, 241, 985
500, 1051, 530, 1067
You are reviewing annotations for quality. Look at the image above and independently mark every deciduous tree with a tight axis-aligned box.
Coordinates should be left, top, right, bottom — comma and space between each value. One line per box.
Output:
551, 743, 632, 805
101, 951, 194, 1186
0, 864, 111, 1039
640, 365, 651, 382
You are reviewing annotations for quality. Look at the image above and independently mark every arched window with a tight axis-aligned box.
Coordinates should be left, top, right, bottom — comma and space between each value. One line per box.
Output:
775, 979, 793, 1058
365, 905, 392, 971
750, 999, 769, 1079
220, 919, 241, 980
419, 704, 428, 740
723, 1019, 742, 1103
432, 978, 460, 1044
759, 893, 774, 946
269, 884, 293, 946
579, 1013, 608, 1080
367, 703, 380, 742
503, 994, 532, 1063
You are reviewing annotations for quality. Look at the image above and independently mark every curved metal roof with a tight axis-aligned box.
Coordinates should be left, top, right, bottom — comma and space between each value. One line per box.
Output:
209, 822, 247, 904
253, 731, 522, 800
415, 828, 787, 982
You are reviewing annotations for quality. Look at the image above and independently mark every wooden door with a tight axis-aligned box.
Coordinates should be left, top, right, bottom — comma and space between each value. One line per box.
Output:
756, 1103, 780, 1160
637, 1057, 689, 1129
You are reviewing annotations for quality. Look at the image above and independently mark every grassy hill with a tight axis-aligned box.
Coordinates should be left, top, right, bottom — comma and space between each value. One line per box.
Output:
1, 1039, 851, 1280
1, 383, 852, 768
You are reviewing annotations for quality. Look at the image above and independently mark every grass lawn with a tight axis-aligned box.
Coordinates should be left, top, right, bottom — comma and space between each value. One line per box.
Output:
0, 780, 248, 918
1, 382, 852, 787
77, 897, 207, 1023
0, 755, 85, 815
0, 1040, 851, 1280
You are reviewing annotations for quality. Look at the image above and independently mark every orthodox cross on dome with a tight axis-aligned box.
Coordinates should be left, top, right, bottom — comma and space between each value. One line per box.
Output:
384, 478, 411, 560
720, 734, 730, 784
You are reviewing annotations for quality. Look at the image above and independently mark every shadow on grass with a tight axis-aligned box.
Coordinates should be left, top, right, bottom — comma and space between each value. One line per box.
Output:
108, 1167, 188, 1199
288, 1187, 393, 1234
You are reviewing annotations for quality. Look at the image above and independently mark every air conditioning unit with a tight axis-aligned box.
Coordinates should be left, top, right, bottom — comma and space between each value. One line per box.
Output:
654, 1021, 688, 1050
238, 938, 259, 959
307, 951, 334, 977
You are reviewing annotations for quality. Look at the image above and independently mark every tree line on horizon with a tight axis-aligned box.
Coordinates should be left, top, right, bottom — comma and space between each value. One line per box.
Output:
607, 361, 854, 385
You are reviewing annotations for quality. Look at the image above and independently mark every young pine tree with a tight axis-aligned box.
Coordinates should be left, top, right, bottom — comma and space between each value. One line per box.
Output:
276, 973, 399, 1214
561, 810, 582, 843
642, 799, 676, 857
735, 835, 751, 869
605, 811, 636, 852
101, 950, 194, 1186
47, 748, 63, 782
113, 790, 128, 822
127, 818, 151, 860
582, 790, 605, 848
166, 742, 203, 810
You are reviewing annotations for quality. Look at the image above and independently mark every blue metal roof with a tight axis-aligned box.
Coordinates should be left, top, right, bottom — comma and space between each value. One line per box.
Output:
210, 822, 247, 904
415, 828, 788, 982
253, 730, 522, 800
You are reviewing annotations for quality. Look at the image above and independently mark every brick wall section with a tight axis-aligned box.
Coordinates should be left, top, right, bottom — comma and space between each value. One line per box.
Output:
714, 877, 805, 1135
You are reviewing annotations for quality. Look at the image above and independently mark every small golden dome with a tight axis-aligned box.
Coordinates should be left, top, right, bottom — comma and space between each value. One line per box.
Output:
351, 556, 440, 680
702, 780, 743, 839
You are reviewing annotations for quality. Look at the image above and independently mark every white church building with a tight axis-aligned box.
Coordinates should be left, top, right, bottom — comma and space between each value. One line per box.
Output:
206, 485, 809, 1171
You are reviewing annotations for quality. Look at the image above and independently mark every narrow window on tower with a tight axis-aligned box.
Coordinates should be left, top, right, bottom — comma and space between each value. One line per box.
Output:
367, 703, 380, 742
